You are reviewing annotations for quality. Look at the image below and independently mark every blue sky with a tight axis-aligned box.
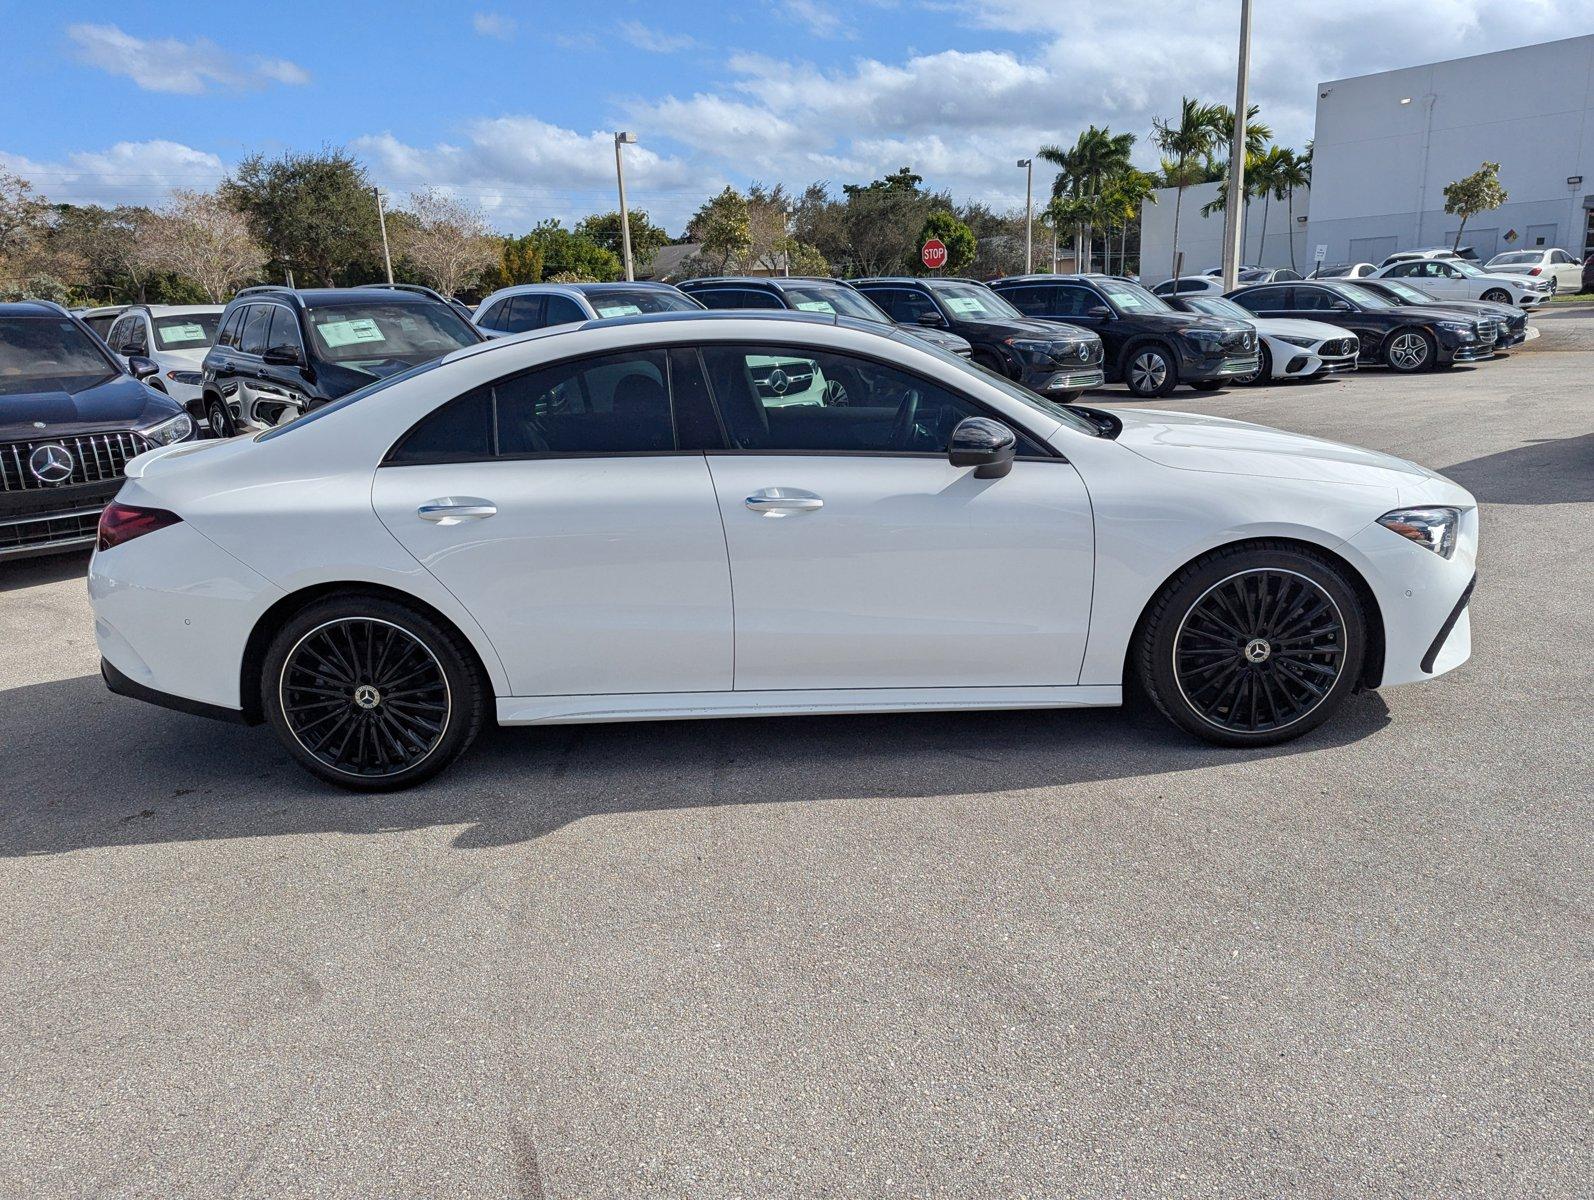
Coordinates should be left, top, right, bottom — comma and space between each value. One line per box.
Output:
4, 0, 1592, 234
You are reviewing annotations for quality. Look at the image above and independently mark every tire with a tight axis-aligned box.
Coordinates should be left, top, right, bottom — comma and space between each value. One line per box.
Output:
1480, 288, 1512, 304
261, 595, 487, 791
1235, 343, 1272, 386
1383, 328, 1435, 373
1123, 343, 1177, 397
1546, 278, 1558, 296
972, 349, 1008, 377
206, 396, 234, 439
1188, 380, 1223, 392
1056, 389, 1084, 404
1134, 542, 1367, 748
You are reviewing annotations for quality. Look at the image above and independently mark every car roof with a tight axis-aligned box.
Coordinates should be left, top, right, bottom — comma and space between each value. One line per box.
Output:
0, 300, 76, 318
129, 304, 226, 315
229, 286, 445, 308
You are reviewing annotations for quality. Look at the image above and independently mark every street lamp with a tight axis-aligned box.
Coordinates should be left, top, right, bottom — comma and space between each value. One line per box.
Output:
1017, 158, 1034, 273
614, 132, 637, 282
1220, 0, 1253, 291
373, 188, 395, 285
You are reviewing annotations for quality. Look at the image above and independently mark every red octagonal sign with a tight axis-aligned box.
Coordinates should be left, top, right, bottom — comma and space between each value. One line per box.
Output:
921, 238, 948, 269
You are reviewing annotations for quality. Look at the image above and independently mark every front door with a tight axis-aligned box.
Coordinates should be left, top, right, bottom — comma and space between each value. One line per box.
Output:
695, 343, 1095, 692
371, 348, 734, 697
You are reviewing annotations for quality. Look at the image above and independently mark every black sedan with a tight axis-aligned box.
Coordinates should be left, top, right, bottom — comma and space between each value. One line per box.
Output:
1225, 280, 1496, 372
1350, 278, 1529, 348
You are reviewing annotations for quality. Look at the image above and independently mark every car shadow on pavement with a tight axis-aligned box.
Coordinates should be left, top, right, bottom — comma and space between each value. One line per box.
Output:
1442, 432, 1594, 504
0, 550, 90, 594
0, 671, 1392, 856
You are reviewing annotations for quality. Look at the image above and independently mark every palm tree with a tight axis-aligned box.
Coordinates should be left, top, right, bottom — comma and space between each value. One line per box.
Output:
1039, 126, 1135, 271
1275, 147, 1311, 271
1100, 168, 1158, 276
1211, 104, 1273, 168
1152, 98, 1225, 281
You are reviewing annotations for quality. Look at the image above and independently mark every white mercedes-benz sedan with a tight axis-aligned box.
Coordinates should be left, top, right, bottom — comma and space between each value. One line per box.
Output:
89, 312, 1478, 790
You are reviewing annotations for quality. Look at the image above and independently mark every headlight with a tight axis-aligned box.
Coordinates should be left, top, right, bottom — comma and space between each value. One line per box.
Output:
1376, 507, 1460, 559
141, 413, 194, 446
1437, 321, 1477, 340
1276, 335, 1319, 348
1004, 337, 1073, 362
1182, 328, 1226, 350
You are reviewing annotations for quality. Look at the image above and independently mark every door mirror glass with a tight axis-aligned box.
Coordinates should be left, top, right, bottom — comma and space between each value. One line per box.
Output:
948, 416, 1016, 479
127, 355, 160, 380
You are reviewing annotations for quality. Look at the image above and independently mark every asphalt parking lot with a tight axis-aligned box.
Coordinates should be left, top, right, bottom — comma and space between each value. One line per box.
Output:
2, 309, 1589, 1198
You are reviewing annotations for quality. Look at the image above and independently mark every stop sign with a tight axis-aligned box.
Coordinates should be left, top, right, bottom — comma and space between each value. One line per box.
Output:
921, 238, 948, 269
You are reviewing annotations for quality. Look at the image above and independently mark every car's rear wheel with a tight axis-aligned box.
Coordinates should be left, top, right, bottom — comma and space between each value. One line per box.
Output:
1188, 380, 1224, 392
1384, 328, 1435, 372
262, 596, 486, 791
1124, 344, 1177, 397
1480, 288, 1512, 304
206, 397, 233, 438
1135, 543, 1366, 747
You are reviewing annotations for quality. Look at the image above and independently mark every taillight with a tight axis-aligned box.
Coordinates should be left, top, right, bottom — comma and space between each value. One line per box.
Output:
1528, 267, 1542, 275
97, 503, 182, 551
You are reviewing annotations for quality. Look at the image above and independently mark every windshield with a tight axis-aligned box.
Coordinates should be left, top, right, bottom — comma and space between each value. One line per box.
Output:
1488, 251, 1540, 265
1374, 280, 1434, 304
153, 312, 221, 351
585, 288, 701, 318
895, 331, 1101, 437
306, 302, 478, 368
256, 357, 448, 442
778, 284, 891, 323
0, 316, 119, 396
925, 282, 1022, 320
1098, 278, 1173, 315
1451, 260, 1487, 278
1185, 296, 1254, 322
1337, 284, 1395, 310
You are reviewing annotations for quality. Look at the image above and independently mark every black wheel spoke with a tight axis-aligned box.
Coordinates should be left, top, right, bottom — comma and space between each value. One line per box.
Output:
281, 618, 451, 779
1174, 568, 1346, 734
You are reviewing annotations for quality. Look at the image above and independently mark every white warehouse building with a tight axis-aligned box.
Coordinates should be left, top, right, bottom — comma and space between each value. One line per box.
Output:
1140, 34, 1594, 281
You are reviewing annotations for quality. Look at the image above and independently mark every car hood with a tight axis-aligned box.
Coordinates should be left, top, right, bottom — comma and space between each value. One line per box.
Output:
1410, 298, 1522, 321
964, 316, 1095, 341
1252, 317, 1353, 340
900, 325, 973, 353
0, 373, 181, 440
1112, 406, 1440, 487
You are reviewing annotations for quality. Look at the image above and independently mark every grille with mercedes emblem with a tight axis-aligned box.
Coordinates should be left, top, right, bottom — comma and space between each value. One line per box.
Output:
0, 430, 148, 492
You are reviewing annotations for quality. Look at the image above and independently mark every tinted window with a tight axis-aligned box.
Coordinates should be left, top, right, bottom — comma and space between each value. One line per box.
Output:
239, 305, 274, 356
265, 309, 305, 359
1276, 269, 1302, 281
82, 313, 118, 337
688, 288, 767, 311
1175, 279, 1209, 293
389, 386, 493, 463
477, 300, 509, 329
996, 285, 1048, 311
497, 295, 542, 332
0, 316, 119, 395
861, 287, 938, 324
108, 314, 141, 352
1235, 286, 1287, 310
217, 306, 247, 348
497, 349, 672, 453
541, 295, 588, 327
699, 344, 1042, 455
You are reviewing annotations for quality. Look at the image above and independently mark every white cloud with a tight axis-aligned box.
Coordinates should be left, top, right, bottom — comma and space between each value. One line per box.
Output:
773, 0, 855, 40
66, 24, 310, 95
0, 141, 226, 207
619, 21, 695, 53
472, 12, 517, 40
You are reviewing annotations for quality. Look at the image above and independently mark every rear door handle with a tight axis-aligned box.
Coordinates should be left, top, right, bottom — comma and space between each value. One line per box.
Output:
418, 497, 497, 524
745, 488, 823, 515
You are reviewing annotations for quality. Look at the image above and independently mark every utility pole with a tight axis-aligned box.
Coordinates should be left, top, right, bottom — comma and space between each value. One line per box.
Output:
1018, 158, 1034, 273
614, 132, 637, 281
1220, 0, 1253, 292
374, 189, 394, 284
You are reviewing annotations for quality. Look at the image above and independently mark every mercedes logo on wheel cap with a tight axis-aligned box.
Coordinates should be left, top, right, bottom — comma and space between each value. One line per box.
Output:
28, 443, 75, 484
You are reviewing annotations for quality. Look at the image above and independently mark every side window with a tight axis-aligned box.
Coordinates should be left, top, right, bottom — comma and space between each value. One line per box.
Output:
499, 295, 543, 333
1175, 279, 1207, 293
1233, 286, 1281, 311
497, 349, 672, 453
873, 288, 939, 324
239, 305, 273, 356
1052, 286, 1098, 316
125, 314, 149, 353
1276, 269, 1302, 281
1388, 262, 1420, 278
698, 344, 1044, 456
388, 387, 493, 463
265, 308, 305, 360
999, 285, 1047, 312
107, 315, 136, 352
541, 295, 588, 327
217, 306, 246, 348
686, 289, 741, 310
1290, 287, 1341, 312
477, 300, 509, 329
1428, 262, 1456, 278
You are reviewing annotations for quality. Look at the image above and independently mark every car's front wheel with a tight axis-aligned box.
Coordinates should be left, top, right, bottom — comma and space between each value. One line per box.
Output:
1384, 328, 1435, 372
1480, 288, 1512, 304
262, 596, 487, 791
1124, 344, 1177, 397
1134, 543, 1367, 747
1234, 343, 1272, 386
206, 397, 233, 438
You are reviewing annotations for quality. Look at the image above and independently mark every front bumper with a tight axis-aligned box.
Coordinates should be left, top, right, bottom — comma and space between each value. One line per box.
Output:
1024, 366, 1105, 395
1189, 353, 1262, 380
1449, 343, 1495, 363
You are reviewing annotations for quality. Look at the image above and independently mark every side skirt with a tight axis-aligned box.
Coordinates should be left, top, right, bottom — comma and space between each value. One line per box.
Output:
497, 685, 1123, 726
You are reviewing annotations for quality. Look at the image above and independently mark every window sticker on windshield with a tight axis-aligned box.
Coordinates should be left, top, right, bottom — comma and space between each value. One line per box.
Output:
945, 297, 984, 314
158, 323, 209, 346
794, 300, 836, 313
316, 318, 386, 347
594, 304, 642, 317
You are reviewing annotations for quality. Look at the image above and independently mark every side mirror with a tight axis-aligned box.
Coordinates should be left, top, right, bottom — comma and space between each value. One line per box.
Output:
262, 344, 303, 366
126, 355, 160, 380
1331, 300, 1353, 311
1086, 305, 1112, 318
948, 416, 1016, 479
916, 311, 945, 326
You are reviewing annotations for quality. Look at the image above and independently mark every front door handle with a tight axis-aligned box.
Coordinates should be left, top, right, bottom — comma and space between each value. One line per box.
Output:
418, 497, 497, 525
745, 488, 823, 516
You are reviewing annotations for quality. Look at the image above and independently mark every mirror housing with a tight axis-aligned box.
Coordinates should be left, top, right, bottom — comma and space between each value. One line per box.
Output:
916, 311, 945, 327
126, 355, 160, 380
1330, 299, 1353, 311
948, 416, 1016, 479
262, 344, 303, 366
1086, 305, 1112, 318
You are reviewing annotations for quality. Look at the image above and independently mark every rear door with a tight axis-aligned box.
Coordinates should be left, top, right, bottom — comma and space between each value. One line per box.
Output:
372, 347, 734, 697
694, 341, 1095, 691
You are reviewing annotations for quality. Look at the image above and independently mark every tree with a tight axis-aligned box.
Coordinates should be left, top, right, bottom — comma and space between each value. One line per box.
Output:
912, 209, 976, 274
575, 210, 669, 272
1100, 168, 1158, 276
746, 183, 796, 274
524, 220, 621, 281
1275, 148, 1312, 271
1444, 162, 1507, 251
0, 171, 47, 264
687, 187, 752, 273
139, 190, 265, 302
482, 234, 546, 291
1038, 126, 1134, 272
394, 189, 498, 297
222, 148, 380, 286
1152, 98, 1226, 280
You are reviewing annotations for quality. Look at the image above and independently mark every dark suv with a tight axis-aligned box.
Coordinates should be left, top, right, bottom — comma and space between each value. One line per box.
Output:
989, 274, 1258, 397
677, 276, 975, 359
849, 277, 1104, 402
1, 301, 195, 560
200, 286, 483, 436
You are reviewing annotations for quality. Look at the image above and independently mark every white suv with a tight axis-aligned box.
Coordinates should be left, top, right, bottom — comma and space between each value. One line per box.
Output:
105, 305, 224, 406
1372, 257, 1551, 309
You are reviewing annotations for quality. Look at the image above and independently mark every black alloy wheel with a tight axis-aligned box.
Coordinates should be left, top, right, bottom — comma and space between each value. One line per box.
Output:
263, 597, 486, 790
206, 397, 233, 438
1234, 343, 1272, 386
1136, 545, 1366, 747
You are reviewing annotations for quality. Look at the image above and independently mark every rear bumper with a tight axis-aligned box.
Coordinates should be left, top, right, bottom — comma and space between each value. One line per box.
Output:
102, 656, 253, 724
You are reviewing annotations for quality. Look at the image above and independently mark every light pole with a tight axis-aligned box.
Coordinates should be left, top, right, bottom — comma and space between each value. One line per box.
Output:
1220, 0, 1253, 292
374, 188, 394, 284
614, 131, 637, 281
1017, 158, 1034, 273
